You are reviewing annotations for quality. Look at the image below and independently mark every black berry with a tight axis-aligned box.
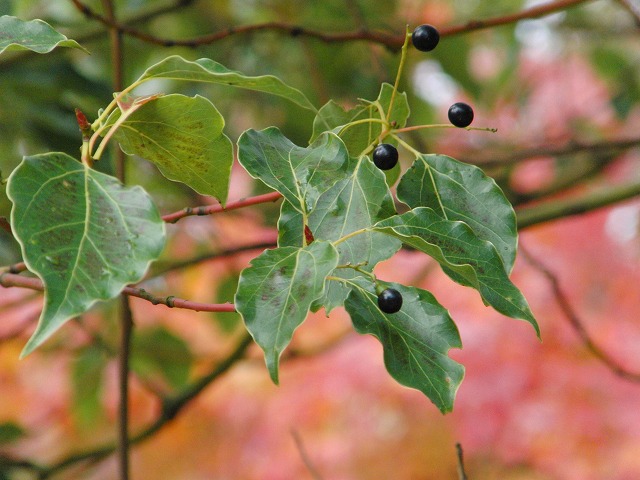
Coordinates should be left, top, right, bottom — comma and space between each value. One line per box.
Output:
377, 288, 403, 314
411, 24, 440, 52
448, 102, 474, 128
372, 143, 399, 170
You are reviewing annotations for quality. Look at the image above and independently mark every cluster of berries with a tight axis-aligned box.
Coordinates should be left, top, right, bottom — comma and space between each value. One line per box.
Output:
372, 24, 474, 314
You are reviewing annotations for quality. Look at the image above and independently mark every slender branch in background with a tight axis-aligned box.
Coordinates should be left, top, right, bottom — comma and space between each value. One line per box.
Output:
148, 241, 276, 278
30, 333, 253, 479
67, 0, 594, 50
521, 245, 640, 383
456, 443, 468, 480
462, 137, 640, 167
162, 191, 283, 223
99, 0, 130, 477
516, 181, 640, 229
117, 296, 133, 480
442, 0, 593, 36
291, 429, 324, 480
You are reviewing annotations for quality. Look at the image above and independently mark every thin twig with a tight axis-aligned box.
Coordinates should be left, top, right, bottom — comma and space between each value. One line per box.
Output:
456, 443, 468, 480
462, 137, 640, 167
291, 429, 324, 480
521, 245, 640, 383
0, 273, 237, 312
162, 191, 283, 223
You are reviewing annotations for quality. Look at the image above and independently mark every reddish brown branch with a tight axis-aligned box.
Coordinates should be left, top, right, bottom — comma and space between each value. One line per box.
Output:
162, 191, 282, 223
69, 0, 593, 50
0, 273, 236, 313
521, 245, 640, 383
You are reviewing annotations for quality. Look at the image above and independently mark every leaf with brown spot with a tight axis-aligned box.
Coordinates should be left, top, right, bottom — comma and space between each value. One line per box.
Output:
7, 152, 166, 356
107, 94, 233, 205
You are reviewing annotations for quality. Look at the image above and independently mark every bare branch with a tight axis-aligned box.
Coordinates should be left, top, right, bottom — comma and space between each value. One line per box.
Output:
68, 0, 595, 50
162, 191, 282, 223
517, 182, 640, 229
0, 273, 236, 313
521, 245, 640, 383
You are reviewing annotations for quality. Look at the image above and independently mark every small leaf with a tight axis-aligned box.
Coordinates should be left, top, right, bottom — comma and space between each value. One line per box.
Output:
7, 153, 166, 356
311, 83, 410, 156
0, 16, 88, 55
235, 241, 339, 383
134, 55, 315, 111
0, 422, 26, 444
108, 94, 233, 205
132, 327, 193, 389
344, 278, 464, 413
238, 128, 350, 215
72, 346, 107, 427
398, 154, 518, 271
374, 208, 539, 336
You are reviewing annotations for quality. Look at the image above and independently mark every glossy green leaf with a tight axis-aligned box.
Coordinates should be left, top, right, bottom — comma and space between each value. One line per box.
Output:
397, 154, 518, 272
308, 158, 400, 312
7, 153, 166, 356
238, 128, 349, 215
311, 83, 410, 156
235, 241, 339, 383
374, 208, 539, 335
0, 422, 25, 445
134, 55, 315, 111
72, 346, 106, 428
132, 327, 193, 389
0, 16, 88, 55
343, 278, 464, 413
108, 94, 233, 205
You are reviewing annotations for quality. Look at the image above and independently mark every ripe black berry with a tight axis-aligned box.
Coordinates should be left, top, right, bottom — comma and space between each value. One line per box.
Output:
448, 102, 474, 128
377, 288, 403, 314
372, 143, 398, 170
411, 24, 440, 52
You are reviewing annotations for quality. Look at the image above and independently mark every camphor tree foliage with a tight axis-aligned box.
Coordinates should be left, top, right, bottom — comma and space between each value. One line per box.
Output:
1, 1, 640, 479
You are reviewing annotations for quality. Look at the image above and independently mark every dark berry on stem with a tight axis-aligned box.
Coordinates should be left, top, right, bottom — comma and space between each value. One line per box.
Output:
372, 143, 398, 170
448, 102, 474, 128
378, 288, 403, 314
412, 24, 440, 52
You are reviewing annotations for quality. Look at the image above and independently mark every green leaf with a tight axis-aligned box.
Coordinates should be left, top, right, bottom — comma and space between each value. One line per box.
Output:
0, 16, 88, 55
0, 422, 25, 445
308, 158, 400, 312
311, 83, 410, 156
133, 55, 315, 111
373, 208, 539, 336
7, 153, 166, 356
343, 278, 464, 413
72, 346, 106, 428
108, 94, 233, 205
237, 128, 350, 215
235, 241, 339, 383
132, 327, 193, 389
397, 154, 518, 272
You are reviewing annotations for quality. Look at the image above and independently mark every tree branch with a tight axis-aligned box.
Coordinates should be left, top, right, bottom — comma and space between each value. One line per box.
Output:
521, 245, 640, 383
0, 273, 237, 312
162, 191, 282, 223
68, 0, 594, 50
464, 137, 640, 168
516, 182, 640, 229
